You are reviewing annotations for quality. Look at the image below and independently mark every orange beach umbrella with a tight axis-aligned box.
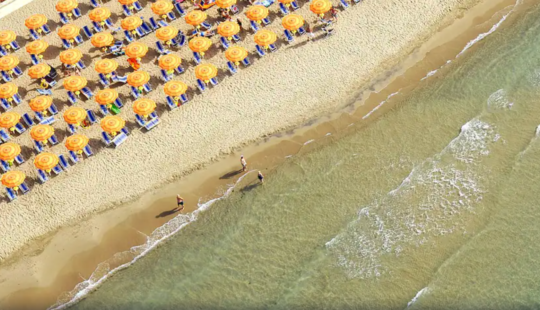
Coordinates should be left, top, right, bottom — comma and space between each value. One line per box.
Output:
310, 0, 332, 15
121, 16, 143, 31
189, 37, 212, 54
30, 125, 54, 141
65, 134, 89, 151
195, 63, 217, 82
246, 5, 268, 22
34, 153, 59, 171
0, 83, 17, 99
0, 31, 16, 45
95, 59, 118, 74
254, 29, 277, 47
158, 54, 182, 70
125, 42, 148, 59
0, 55, 19, 71
59, 48, 82, 65
118, 0, 137, 4
217, 21, 240, 38
100, 116, 125, 133
216, 0, 236, 8
89, 7, 111, 22
58, 24, 80, 40
63, 107, 87, 125
29, 96, 53, 112
282, 14, 304, 31
0, 142, 21, 161
63, 76, 87, 92
91, 32, 114, 48
56, 0, 78, 12
28, 63, 51, 79
25, 14, 48, 30
225, 46, 248, 63
163, 80, 187, 97
0, 112, 20, 130
26, 40, 49, 55
279, 0, 295, 4
127, 71, 150, 87
151, 0, 174, 15
185, 10, 207, 26
156, 26, 178, 41
95, 89, 118, 105
1, 171, 25, 189
132, 98, 156, 116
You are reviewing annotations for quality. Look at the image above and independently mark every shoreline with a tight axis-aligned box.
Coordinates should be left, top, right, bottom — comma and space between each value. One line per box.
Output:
0, 0, 524, 308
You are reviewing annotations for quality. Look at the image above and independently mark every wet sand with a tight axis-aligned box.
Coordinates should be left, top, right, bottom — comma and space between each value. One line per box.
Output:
0, 0, 522, 308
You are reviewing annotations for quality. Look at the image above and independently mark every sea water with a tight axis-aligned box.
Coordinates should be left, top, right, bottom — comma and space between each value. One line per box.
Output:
66, 2, 540, 309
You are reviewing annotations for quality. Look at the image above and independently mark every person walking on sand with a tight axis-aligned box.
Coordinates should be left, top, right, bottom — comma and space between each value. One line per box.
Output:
258, 171, 264, 183
241, 155, 247, 171
176, 195, 184, 211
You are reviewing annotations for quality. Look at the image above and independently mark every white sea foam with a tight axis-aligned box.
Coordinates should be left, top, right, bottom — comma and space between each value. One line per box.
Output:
48, 172, 254, 310
363, 92, 400, 120
326, 118, 500, 279
487, 89, 513, 111
457, 10, 512, 58
406, 287, 429, 308
304, 139, 315, 145
420, 70, 438, 81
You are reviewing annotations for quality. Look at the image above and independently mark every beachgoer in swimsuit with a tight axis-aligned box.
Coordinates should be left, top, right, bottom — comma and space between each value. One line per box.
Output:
241, 155, 247, 171
176, 195, 184, 211
258, 171, 264, 183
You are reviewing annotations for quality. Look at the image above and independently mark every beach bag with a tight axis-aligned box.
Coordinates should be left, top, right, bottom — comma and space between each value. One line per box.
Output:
110, 105, 121, 115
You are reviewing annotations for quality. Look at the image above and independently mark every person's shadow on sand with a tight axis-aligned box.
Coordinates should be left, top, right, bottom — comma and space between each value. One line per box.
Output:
156, 208, 181, 218
220, 169, 243, 180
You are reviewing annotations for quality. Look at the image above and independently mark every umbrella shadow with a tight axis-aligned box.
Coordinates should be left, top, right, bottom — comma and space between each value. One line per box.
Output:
88, 137, 106, 155
79, 2, 94, 16
44, 45, 62, 61
219, 169, 243, 180
155, 207, 181, 218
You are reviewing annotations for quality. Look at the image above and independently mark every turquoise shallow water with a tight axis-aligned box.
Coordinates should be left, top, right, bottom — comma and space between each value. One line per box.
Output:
65, 2, 540, 309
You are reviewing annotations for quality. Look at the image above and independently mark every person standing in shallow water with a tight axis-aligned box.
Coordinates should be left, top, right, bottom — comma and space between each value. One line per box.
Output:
258, 171, 264, 183
176, 195, 184, 211
241, 155, 247, 172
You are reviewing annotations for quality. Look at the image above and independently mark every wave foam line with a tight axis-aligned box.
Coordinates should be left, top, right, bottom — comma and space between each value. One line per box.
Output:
49, 172, 254, 310
362, 92, 400, 120
406, 287, 428, 308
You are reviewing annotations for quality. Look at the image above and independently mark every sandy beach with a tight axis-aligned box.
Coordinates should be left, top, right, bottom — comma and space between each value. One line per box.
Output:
0, 0, 484, 271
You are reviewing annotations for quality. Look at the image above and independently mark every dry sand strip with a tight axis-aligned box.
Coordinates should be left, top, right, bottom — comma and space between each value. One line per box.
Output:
0, 0, 481, 262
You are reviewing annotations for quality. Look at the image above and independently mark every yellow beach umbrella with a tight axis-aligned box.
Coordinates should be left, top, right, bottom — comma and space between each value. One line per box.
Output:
156, 26, 178, 42
65, 134, 89, 151
217, 21, 240, 39
0, 83, 17, 99
0, 142, 21, 161
95, 88, 118, 105
0, 31, 16, 46
216, 0, 236, 8
118, 0, 137, 4
34, 152, 59, 172
0, 55, 19, 71
29, 96, 53, 112
91, 32, 114, 48
30, 125, 54, 142
100, 115, 125, 134
151, 0, 174, 15
58, 24, 80, 40
246, 5, 268, 22
1, 171, 25, 189
282, 14, 304, 31
254, 29, 277, 47
59, 48, 82, 65
0, 112, 20, 131
189, 36, 212, 55
185, 10, 207, 27
26, 40, 49, 55
63, 107, 87, 125
121, 16, 143, 31
225, 46, 248, 64
310, 0, 332, 15
28, 63, 51, 79
195, 63, 218, 82
127, 70, 150, 87
163, 80, 188, 97
25, 14, 48, 30
125, 42, 148, 59
56, 0, 78, 12
89, 7, 111, 22
63, 76, 87, 92
132, 98, 156, 117
94, 59, 118, 74
158, 54, 182, 71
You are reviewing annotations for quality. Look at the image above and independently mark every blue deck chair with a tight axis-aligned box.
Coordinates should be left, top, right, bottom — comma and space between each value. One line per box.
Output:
81, 87, 94, 99
279, 3, 289, 15
0, 129, 9, 142
144, 117, 159, 131
156, 41, 170, 55
90, 0, 100, 7
101, 131, 111, 146
250, 21, 260, 32
49, 103, 58, 115
123, 30, 134, 43
62, 39, 71, 49
82, 26, 93, 39
34, 140, 43, 153
227, 61, 237, 75
30, 29, 40, 41
114, 98, 123, 108
39, 116, 55, 125
13, 94, 21, 106
52, 165, 62, 174
99, 104, 109, 116
37, 169, 49, 183
67, 123, 77, 135
0, 46, 7, 56
220, 36, 230, 49
135, 114, 146, 127
112, 132, 127, 147
68, 150, 79, 164
35, 111, 45, 121
98, 73, 110, 86
92, 21, 104, 33
19, 182, 30, 194
130, 86, 140, 99
201, 21, 212, 30
86, 110, 97, 124
297, 26, 306, 35
177, 33, 186, 46
22, 113, 34, 127
59, 12, 69, 24
1, 71, 11, 82
290, 0, 299, 9
174, 2, 185, 16
37, 88, 53, 96
67, 91, 77, 104
0, 98, 10, 110
166, 96, 177, 110
121, 126, 129, 135
167, 12, 176, 21
13, 67, 22, 76
340, 0, 350, 8
157, 19, 168, 28
73, 8, 82, 18
160, 69, 172, 82
196, 79, 206, 93
232, 34, 240, 41
1, 160, 9, 172
180, 93, 188, 104
241, 57, 251, 66
210, 77, 218, 86
6, 188, 16, 201
49, 134, 59, 145
104, 19, 118, 32
122, 5, 132, 16
76, 60, 85, 69
284, 29, 294, 43
193, 52, 202, 64
141, 22, 152, 34
14, 123, 26, 134
58, 154, 70, 170
262, 17, 271, 25
30, 54, 40, 65
175, 65, 184, 74
83, 145, 93, 157
149, 17, 159, 30
255, 44, 265, 57
10, 41, 20, 51
135, 27, 145, 37
42, 24, 51, 34
143, 83, 152, 93
269, 43, 277, 52
14, 154, 24, 165
74, 35, 84, 45
133, 1, 142, 11
115, 74, 127, 84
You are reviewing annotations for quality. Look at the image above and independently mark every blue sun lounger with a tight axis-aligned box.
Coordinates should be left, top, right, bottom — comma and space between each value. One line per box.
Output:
284, 29, 294, 43
220, 36, 230, 49
196, 79, 206, 93
68, 150, 79, 164
6, 188, 16, 201
82, 26, 93, 39
30, 29, 40, 41
290, 0, 299, 9
37, 169, 49, 183
227, 61, 237, 75
58, 154, 70, 170
255, 45, 265, 57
